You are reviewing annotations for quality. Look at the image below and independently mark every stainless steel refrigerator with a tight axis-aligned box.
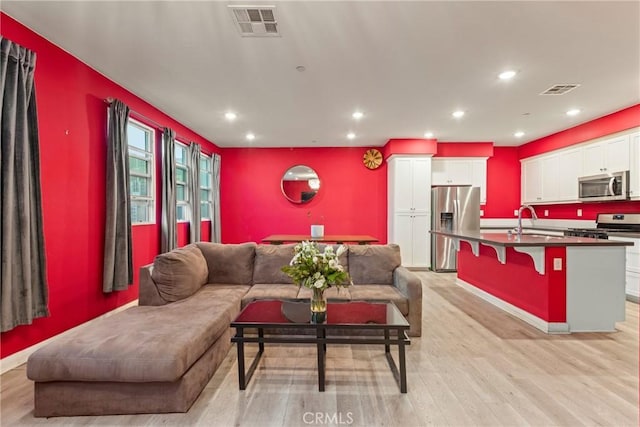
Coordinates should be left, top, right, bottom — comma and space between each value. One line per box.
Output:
431, 186, 481, 272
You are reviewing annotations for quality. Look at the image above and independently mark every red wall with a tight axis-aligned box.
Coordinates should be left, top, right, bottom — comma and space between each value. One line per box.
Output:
220, 148, 387, 244
383, 138, 437, 158
0, 14, 219, 358
528, 201, 640, 221
434, 142, 494, 158
518, 104, 640, 159
483, 147, 521, 218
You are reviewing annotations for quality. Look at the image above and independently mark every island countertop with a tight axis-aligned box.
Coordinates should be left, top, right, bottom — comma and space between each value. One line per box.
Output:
430, 230, 633, 247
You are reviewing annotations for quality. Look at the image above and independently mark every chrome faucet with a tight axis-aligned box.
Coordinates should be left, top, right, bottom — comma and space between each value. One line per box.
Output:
516, 204, 538, 235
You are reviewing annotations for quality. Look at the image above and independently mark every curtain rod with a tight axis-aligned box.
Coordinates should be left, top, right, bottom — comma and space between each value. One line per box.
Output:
104, 97, 193, 143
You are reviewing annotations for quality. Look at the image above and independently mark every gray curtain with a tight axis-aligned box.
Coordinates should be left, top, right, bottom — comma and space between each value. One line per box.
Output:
161, 127, 176, 252
0, 37, 49, 331
211, 153, 221, 243
102, 99, 132, 293
188, 142, 201, 242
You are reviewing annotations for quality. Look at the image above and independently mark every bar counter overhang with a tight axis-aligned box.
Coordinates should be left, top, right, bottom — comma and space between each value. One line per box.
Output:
430, 231, 632, 333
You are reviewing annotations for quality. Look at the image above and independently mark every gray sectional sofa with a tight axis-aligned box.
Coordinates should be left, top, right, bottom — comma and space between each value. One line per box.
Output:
27, 242, 422, 417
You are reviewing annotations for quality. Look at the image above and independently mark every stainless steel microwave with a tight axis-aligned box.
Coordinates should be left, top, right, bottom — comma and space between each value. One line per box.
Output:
578, 171, 629, 202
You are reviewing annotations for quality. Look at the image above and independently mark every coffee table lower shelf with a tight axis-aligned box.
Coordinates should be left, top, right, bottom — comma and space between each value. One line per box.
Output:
231, 325, 410, 393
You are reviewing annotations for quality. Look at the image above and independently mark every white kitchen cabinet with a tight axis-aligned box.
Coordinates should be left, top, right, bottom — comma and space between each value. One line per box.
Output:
521, 157, 542, 203
431, 158, 487, 203
432, 159, 470, 185
392, 213, 430, 268
583, 135, 630, 176
522, 147, 582, 204
608, 236, 639, 302
389, 157, 430, 212
630, 132, 640, 199
388, 155, 431, 268
541, 155, 560, 202
556, 148, 583, 201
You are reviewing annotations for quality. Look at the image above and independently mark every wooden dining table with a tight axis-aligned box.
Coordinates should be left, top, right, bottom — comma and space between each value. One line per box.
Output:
261, 234, 379, 245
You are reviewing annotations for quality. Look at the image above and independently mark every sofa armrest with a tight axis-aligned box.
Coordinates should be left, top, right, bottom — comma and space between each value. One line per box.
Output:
393, 267, 422, 337
138, 264, 168, 306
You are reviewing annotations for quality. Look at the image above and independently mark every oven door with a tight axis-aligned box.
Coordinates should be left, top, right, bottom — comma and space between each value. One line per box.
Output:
578, 172, 629, 202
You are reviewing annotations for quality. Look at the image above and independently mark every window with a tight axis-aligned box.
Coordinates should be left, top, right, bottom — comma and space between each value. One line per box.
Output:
175, 143, 189, 222
127, 119, 155, 224
200, 154, 213, 220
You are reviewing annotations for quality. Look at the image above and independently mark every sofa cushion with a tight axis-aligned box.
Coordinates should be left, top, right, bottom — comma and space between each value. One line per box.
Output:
348, 244, 401, 285
151, 244, 208, 302
196, 242, 256, 285
316, 244, 349, 272
348, 285, 409, 315
27, 286, 241, 383
253, 244, 296, 284
297, 286, 352, 301
241, 284, 300, 307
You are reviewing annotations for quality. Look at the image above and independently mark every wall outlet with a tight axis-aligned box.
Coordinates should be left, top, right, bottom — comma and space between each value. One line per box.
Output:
480, 209, 484, 217
514, 209, 519, 216
553, 258, 563, 271
544, 209, 549, 217
577, 209, 583, 217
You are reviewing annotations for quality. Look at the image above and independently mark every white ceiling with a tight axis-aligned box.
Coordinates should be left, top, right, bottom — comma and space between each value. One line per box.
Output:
2, 1, 639, 148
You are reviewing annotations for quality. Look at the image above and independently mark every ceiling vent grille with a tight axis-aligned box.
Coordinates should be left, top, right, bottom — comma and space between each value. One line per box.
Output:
540, 84, 580, 95
229, 5, 280, 37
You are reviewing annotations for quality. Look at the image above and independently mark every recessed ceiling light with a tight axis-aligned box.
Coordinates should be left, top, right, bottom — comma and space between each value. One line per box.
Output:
424, 132, 434, 138
499, 70, 517, 80
347, 132, 355, 140
295, 65, 306, 72
452, 110, 465, 118
225, 112, 237, 121
246, 132, 255, 140
514, 131, 525, 138
566, 109, 581, 116
352, 111, 364, 120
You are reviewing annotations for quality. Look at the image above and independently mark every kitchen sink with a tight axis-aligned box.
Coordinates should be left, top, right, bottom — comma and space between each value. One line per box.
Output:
521, 233, 566, 240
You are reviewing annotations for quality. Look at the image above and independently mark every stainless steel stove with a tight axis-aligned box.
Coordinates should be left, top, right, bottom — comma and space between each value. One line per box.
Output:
564, 213, 640, 239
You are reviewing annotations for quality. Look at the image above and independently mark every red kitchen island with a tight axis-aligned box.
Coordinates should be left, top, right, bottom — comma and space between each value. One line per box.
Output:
431, 231, 633, 333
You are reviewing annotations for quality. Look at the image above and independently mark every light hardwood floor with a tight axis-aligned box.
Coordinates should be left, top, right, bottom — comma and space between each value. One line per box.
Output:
1, 272, 638, 426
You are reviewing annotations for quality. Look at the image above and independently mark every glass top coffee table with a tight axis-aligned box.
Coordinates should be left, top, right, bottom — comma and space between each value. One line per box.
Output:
231, 299, 411, 393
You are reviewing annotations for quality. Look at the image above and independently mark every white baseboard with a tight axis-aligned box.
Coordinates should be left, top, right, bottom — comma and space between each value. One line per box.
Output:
0, 300, 138, 374
455, 278, 569, 334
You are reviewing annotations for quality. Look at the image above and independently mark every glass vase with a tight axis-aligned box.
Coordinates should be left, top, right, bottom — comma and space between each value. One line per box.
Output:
310, 287, 327, 324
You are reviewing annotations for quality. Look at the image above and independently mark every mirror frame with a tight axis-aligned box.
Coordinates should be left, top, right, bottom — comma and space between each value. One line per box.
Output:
281, 165, 320, 204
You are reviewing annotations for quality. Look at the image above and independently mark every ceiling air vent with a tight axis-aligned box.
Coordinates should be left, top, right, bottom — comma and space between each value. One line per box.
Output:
229, 5, 280, 37
540, 84, 580, 95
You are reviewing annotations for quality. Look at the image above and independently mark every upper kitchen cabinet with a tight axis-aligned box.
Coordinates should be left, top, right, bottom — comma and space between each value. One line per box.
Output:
521, 157, 543, 203
556, 148, 583, 201
630, 131, 640, 199
431, 158, 487, 203
521, 146, 583, 204
388, 156, 431, 212
583, 134, 630, 176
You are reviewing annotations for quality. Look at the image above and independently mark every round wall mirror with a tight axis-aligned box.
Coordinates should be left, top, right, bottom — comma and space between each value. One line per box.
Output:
281, 165, 320, 204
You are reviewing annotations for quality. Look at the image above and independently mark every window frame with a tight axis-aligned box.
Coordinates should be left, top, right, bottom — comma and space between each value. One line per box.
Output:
175, 141, 190, 223
127, 118, 156, 226
200, 153, 213, 221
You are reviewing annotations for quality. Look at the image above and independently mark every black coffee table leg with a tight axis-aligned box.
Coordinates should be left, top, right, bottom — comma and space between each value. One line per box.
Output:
236, 327, 264, 390
236, 328, 246, 390
317, 328, 326, 391
384, 328, 408, 393
397, 328, 407, 393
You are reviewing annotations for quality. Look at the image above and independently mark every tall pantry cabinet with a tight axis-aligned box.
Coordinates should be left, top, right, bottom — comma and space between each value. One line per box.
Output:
387, 155, 432, 268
